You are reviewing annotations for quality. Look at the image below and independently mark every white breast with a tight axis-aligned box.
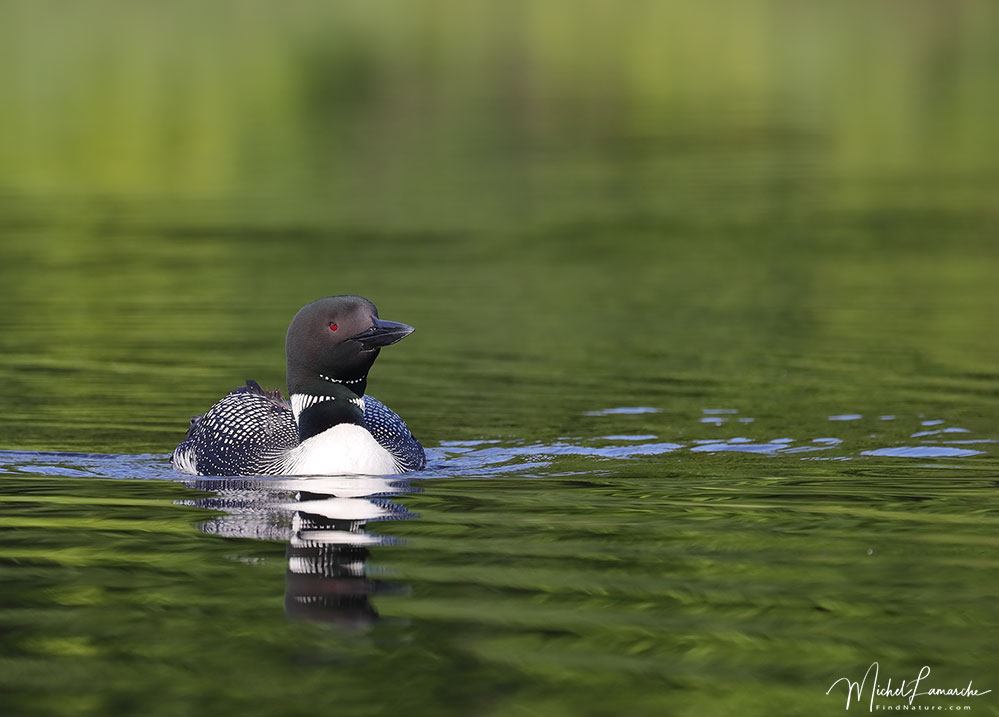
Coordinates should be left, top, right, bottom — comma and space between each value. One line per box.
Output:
279, 423, 400, 476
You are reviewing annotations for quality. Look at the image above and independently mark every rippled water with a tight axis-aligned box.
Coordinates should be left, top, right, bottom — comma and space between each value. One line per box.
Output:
2, 2, 999, 715
2, 410, 996, 714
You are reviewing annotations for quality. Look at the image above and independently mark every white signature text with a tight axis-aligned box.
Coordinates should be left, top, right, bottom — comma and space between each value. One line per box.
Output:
827, 663, 991, 711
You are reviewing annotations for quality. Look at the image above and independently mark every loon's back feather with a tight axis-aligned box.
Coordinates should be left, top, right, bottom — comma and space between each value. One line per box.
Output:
172, 381, 425, 476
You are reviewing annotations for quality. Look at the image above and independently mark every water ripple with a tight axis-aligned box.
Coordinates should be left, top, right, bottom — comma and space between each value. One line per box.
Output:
861, 446, 984, 458
0, 408, 992, 483
0, 410, 994, 630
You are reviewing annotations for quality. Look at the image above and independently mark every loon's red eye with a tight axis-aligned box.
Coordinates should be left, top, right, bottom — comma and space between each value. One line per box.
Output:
329, 322, 338, 331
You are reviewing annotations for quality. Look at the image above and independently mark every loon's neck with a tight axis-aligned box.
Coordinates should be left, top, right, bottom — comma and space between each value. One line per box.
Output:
290, 379, 366, 442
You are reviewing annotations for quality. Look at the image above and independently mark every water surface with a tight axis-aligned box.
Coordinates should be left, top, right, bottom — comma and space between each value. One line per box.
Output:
1, 2, 997, 715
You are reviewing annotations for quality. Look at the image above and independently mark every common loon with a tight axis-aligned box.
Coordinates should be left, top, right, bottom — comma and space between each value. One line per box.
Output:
171, 295, 426, 476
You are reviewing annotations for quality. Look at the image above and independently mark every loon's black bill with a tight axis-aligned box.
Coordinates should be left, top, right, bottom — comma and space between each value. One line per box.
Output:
353, 319, 415, 350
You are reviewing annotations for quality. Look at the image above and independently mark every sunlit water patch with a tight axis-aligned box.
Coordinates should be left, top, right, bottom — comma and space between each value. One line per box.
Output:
583, 407, 662, 416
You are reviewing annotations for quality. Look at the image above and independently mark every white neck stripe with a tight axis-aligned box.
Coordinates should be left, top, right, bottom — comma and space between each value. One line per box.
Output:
291, 393, 335, 421
290, 393, 366, 422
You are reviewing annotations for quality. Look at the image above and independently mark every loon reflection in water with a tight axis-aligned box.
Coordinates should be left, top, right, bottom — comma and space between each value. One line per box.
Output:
182, 475, 415, 626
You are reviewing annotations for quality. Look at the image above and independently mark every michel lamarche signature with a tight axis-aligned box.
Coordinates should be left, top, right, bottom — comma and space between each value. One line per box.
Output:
827, 662, 991, 711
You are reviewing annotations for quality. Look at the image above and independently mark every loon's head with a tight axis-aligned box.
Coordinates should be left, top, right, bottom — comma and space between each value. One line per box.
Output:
285, 296, 413, 439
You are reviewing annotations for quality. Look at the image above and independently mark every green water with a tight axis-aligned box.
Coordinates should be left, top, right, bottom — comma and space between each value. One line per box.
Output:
1, 2, 997, 715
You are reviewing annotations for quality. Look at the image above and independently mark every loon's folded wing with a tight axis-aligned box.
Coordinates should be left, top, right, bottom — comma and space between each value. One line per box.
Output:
171, 381, 298, 476
362, 396, 427, 472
